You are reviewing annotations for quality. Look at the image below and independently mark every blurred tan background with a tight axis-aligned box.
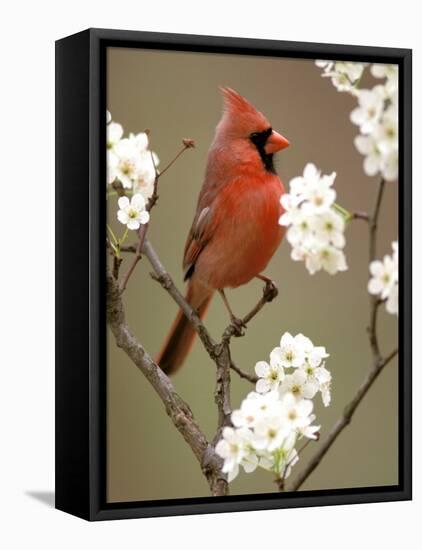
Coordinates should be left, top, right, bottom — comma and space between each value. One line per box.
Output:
106, 47, 398, 503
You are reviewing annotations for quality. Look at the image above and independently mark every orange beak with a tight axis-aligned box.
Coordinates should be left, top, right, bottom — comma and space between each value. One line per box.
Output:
265, 131, 290, 154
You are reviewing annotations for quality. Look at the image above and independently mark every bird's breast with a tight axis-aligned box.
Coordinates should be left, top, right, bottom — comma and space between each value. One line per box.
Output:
195, 173, 286, 290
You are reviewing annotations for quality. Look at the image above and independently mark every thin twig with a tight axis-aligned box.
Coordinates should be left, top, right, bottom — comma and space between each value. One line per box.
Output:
119, 223, 149, 292
230, 360, 259, 384
277, 436, 315, 489
120, 243, 137, 253
288, 348, 398, 491
242, 280, 279, 326
221, 280, 279, 345
295, 437, 314, 459
368, 178, 386, 363
369, 178, 386, 262
274, 476, 285, 492
352, 211, 370, 221
158, 139, 195, 178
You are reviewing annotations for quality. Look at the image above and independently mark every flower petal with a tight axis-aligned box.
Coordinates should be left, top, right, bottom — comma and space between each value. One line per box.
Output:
118, 196, 130, 209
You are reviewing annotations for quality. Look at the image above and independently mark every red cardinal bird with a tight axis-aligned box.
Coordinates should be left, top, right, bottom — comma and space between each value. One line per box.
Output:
157, 88, 289, 374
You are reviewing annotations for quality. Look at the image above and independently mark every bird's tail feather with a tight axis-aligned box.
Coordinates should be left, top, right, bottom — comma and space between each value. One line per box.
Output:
156, 279, 213, 375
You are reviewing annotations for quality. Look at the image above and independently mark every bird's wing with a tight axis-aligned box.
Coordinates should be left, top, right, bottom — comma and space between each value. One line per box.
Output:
183, 204, 214, 280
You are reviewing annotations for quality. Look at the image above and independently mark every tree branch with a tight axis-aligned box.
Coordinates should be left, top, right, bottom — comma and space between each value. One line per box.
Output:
288, 348, 398, 491
242, 279, 279, 326
143, 239, 217, 355
158, 138, 195, 178
351, 211, 370, 221
230, 360, 258, 384
142, 239, 233, 436
119, 223, 149, 292
106, 268, 228, 496
368, 178, 386, 363
369, 178, 386, 262
120, 240, 270, 390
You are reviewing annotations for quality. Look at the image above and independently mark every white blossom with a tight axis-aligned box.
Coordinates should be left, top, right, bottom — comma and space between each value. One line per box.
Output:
392, 240, 398, 264
305, 244, 347, 275
368, 241, 398, 316
289, 162, 321, 200
301, 362, 332, 407
368, 256, 397, 299
373, 105, 398, 156
215, 427, 246, 482
113, 139, 143, 189
315, 62, 399, 182
315, 366, 332, 406
259, 432, 299, 478
231, 391, 281, 429
300, 426, 320, 440
315, 60, 334, 71
273, 332, 308, 369
279, 392, 314, 431
350, 86, 385, 134
308, 345, 329, 367
280, 163, 347, 276
371, 63, 398, 82
255, 333, 331, 403
215, 426, 261, 481
386, 282, 398, 315
279, 369, 319, 401
107, 121, 124, 149
310, 210, 346, 248
301, 173, 337, 215
217, 332, 332, 484
132, 154, 158, 201
372, 64, 398, 104
255, 358, 285, 394
107, 150, 118, 185
316, 60, 365, 93
354, 133, 384, 177
381, 150, 398, 182
106, 113, 123, 185
106, 112, 160, 199
253, 414, 289, 453
117, 194, 150, 230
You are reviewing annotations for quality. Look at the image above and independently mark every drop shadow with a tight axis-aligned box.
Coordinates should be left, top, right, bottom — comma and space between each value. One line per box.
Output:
26, 490, 55, 508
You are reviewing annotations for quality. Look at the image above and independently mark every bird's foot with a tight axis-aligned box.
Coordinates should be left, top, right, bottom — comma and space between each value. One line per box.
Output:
229, 315, 247, 337
263, 280, 278, 302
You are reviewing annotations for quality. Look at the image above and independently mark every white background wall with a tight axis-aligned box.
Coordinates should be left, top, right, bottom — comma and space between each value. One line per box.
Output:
0, 1, 418, 548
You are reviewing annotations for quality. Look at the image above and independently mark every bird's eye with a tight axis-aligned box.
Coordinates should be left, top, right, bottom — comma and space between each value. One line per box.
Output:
249, 127, 273, 143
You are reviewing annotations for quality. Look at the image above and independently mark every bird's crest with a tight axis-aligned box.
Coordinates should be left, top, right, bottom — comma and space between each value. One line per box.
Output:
219, 87, 270, 135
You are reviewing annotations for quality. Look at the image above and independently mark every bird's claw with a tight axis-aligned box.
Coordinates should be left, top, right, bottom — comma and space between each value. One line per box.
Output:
263, 280, 278, 302
230, 316, 247, 337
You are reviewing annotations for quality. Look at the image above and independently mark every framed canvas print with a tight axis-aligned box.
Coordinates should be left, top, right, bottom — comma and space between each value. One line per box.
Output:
55, 28, 412, 521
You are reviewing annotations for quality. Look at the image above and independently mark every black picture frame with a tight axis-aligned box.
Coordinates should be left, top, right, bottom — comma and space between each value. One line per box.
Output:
55, 28, 412, 521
